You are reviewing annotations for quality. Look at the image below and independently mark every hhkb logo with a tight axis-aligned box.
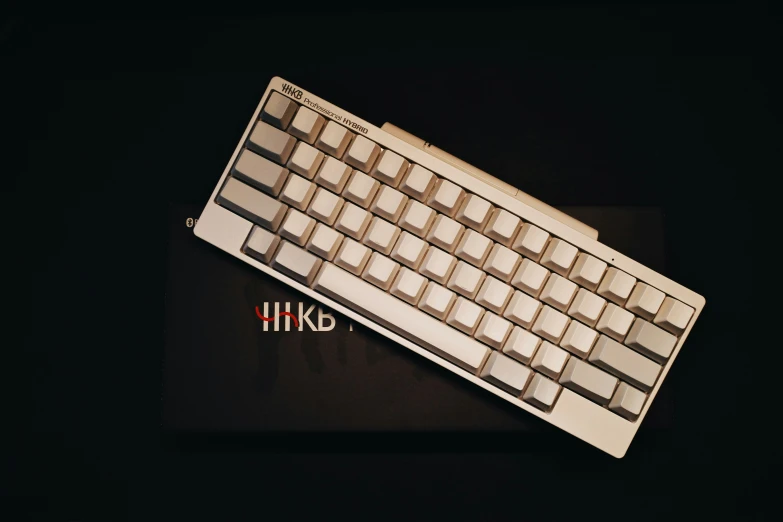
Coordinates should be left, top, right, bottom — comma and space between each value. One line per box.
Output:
281, 83, 303, 100
255, 303, 335, 332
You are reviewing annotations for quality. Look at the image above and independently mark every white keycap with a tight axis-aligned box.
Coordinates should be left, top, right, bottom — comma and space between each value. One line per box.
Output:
511, 259, 550, 297
428, 179, 465, 217
523, 374, 561, 411
398, 200, 435, 237
503, 327, 542, 364
427, 215, 465, 252
503, 291, 541, 329
560, 321, 599, 358
625, 318, 677, 363
480, 352, 533, 395
307, 187, 344, 225
589, 335, 661, 392
305, 223, 344, 261
540, 238, 578, 276
626, 283, 665, 320
315, 120, 353, 157
454, 229, 492, 267
261, 92, 297, 129
474, 312, 513, 349
540, 273, 578, 312
279, 209, 316, 246
447, 261, 486, 299
334, 238, 372, 275
399, 164, 436, 201
280, 174, 317, 211
456, 194, 493, 231
217, 177, 287, 232
370, 149, 409, 187
288, 106, 325, 144
531, 342, 570, 379
270, 240, 322, 286
567, 288, 606, 326
609, 382, 647, 420
335, 202, 372, 240
475, 277, 513, 314
532, 306, 570, 343
418, 247, 457, 284
446, 297, 485, 335
390, 231, 428, 269
596, 303, 634, 341
483, 244, 522, 282
363, 217, 401, 255
244, 225, 280, 264
568, 253, 607, 291
390, 267, 427, 305
559, 358, 618, 405
370, 185, 408, 222
362, 252, 400, 291
512, 223, 550, 261
287, 142, 324, 179
418, 282, 457, 320
484, 209, 521, 247
248, 121, 296, 163
232, 149, 289, 196
343, 170, 380, 208
314, 156, 352, 193
344, 135, 380, 172
597, 267, 636, 306
654, 297, 694, 335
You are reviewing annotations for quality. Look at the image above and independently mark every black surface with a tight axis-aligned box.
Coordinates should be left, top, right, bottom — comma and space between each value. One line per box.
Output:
5, 8, 765, 521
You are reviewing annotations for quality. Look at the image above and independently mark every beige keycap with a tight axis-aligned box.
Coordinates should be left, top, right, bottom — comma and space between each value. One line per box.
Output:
343, 170, 380, 208
305, 223, 344, 261
315, 120, 353, 157
398, 200, 435, 237
279, 209, 316, 246
531, 342, 570, 379
232, 149, 289, 196
474, 312, 513, 349
363, 217, 401, 255
390, 231, 428, 269
654, 297, 694, 335
314, 156, 352, 193
418, 282, 457, 320
625, 318, 678, 362
362, 252, 400, 291
532, 305, 570, 343
280, 174, 316, 211
244, 225, 280, 264
597, 267, 636, 306
454, 229, 492, 267
399, 164, 436, 201
541, 238, 578, 276
334, 238, 372, 275
484, 209, 521, 247
560, 320, 599, 358
427, 215, 465, 252
456, 194, 494, 231
483, 244, 522, 282
335, 202, 372, 240
217, 177, 288, 232
540, 273, 578, 312
270, 240, 323, 286
370, 149, 409, 187
418, 247, 457, 284
476, 277, 513, 314
446, 297, 485, 334
428, 179, 466, 217
609, 382, 647, 421
261, 92, 298, 129
511, 259, 550, 297
512, 223, 550, 261
589, 335, 661, 392
288, 106, 325, 144
344, 135, 380, 172
626, 283, 665, 320
447, 261, 486, 299
480, 352, 533, 395
567, 288, 606, 327
287, 142, 324, 179
503, 327, 542, 364
307, 187, 344, 225
523, 374, 561, 411
559, 358, 618, 405
370, 185, 408, 222
503, 291, 542, 329
390, 267, 428, 305
569, 253, 607, 291
248, 121, 296, 164
597, 303, 634, 341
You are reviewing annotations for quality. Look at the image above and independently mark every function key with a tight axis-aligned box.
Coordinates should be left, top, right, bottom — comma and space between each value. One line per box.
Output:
261, 92, 298, 129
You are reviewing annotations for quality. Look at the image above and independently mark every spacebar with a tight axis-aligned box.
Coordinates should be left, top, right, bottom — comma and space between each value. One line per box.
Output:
313, 263, 491, 374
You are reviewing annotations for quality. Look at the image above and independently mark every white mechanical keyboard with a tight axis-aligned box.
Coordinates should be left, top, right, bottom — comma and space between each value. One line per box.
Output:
195, 77, 705, 457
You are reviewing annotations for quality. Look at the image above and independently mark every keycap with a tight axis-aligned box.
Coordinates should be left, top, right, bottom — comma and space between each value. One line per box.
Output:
456, 194, 493, 231
390, 267, 427, 305
261, 92, 297, 129
447, 261, 486, 299
314, 263, 491, 373
654, 297, 694, 335
523, 374, 561, 411
427, 215, 465, 252
597, 267, 636, 306
247, 121, 296, 164
559, 358, 618, 406
232, 149, 289, 196
363, 217, 401, 255
370, 185, 408, 222
484, 209, 521, 247
287, 142, 324, 179
335, 202, 372, 240
399, 164, 436, 201
288, 106, 325, 144
362, 252, 400, 291
428, 179, 465, 217
314, 156, 352, 193
244, 225, 280, 264
596, 303, 634, 341
475, 277, 513, 314
398, 200, 435, 237
483, 244, 522, 282
344, 135, 381, 172
419, 247, 457, 284
370, 150, 409, 187
560, 320, 599, 359
315, 120, 353, 157
609, 382, 647, 421
343, 170, 380, 208
334, 238, 372, 275
531, 342, 570, 379
567, 288, 607, 327
271, 240, 322, 286
511, 259, 550, 297
626, 283, 665, 320
540, 238, 578, 276
307, 187, 344, 225
305, 223, 344, 261
480, 352, 533, 395
418, 282, 457, 320
390, 232, 428, 269
503, 291, 542, 329
475, 312, 513, 349
279, 209, 316, 246
217, 177, 287, 231
512, 223, 550, 261
532, 306, 570, 343
455, 229, 492, 267
280, 174, 316, 210
540, 273, 578, 312
589, 335, 661, 392
569, 253, 607, 291
625, 318, 677, 362
446, 297, 485, 334
503, 327, 542, 364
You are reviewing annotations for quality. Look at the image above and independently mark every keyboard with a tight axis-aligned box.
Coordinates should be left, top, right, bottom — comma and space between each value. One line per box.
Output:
194, 77, 705, 457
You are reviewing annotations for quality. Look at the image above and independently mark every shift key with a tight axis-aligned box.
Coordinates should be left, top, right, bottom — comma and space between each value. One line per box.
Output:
217, 177, 288, 232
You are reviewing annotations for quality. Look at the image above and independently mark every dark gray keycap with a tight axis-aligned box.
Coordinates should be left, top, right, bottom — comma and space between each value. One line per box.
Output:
261, 92, 298, 129
247, 121, 296, 164
217, 177, 287, 231
232, 149, 289, 196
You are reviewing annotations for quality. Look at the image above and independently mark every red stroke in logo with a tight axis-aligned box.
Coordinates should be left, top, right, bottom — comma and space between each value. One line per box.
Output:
255, 305, 299, 328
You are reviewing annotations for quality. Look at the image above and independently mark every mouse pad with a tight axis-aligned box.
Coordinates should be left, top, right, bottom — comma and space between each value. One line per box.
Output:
162, 204, 671, 435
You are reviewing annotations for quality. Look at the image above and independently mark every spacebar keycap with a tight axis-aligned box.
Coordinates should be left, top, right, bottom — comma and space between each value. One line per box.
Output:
313, 263, 491, 373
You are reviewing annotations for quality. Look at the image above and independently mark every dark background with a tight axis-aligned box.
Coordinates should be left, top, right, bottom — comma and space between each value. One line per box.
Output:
4, 6, 766, 520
